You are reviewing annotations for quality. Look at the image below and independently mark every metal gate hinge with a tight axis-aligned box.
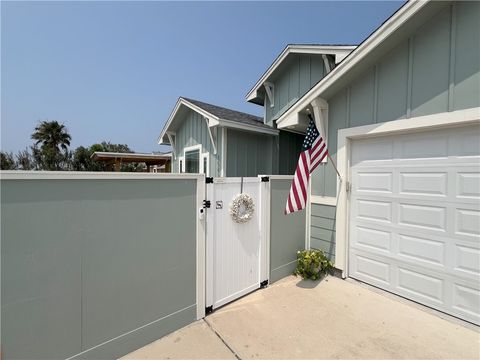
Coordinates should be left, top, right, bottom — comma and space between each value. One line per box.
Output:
205, 177, 214, 184
203, 200, 211, 208
261, 176, 270, 182
260, 279, 269, 288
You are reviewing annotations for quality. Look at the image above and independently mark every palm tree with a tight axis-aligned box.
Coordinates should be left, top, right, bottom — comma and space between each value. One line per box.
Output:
31, 120, 71, 170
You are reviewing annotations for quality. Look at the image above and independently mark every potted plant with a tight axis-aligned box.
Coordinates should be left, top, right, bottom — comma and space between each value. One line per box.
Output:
294, 249, 333, 280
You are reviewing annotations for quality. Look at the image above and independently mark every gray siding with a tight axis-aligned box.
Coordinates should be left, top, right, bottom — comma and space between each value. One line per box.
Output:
312, 1, 480, 197
226, 129, 275, 177
173, 108, 221, 176
278, 130, 304, 175
1, 178, 198, 359
265, 54, 327, 125
310, 204, 336, 262
269, 179, 306, 283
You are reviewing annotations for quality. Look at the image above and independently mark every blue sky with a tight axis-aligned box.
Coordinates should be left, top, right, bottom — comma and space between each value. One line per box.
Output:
1, 1, 404, 153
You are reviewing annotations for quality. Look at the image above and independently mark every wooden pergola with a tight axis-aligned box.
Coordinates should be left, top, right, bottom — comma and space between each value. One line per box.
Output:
91, 152, 171, 172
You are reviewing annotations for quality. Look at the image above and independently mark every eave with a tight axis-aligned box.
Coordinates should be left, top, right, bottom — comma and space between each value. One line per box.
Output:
246, 45, 357, 105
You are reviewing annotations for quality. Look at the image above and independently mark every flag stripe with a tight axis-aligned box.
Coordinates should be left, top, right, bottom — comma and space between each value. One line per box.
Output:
285, 116, 329, 215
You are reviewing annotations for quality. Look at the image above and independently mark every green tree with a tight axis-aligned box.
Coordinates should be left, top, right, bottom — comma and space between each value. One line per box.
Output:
1, 151, 17, 170
16, 148, 35, 170
31, 120, 72, 170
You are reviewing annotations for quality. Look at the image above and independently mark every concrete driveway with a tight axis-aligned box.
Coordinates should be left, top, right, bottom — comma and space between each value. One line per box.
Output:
122, 276, 479, 359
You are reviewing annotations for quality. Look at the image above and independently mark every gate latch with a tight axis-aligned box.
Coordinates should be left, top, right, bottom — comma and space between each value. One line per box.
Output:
203, 200, 211, 208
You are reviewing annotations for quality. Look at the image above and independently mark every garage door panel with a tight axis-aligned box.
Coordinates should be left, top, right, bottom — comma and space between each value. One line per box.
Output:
353, 226, 391, 253
349, 124, 480, 324
398, 203, 447, 231
454, 244, 480, 276
356, 199, 392, 223
356, 171, 393, 193
397, 234, 445, 266
397, 267, 444, 304
350, 251, 391, 285
452, 284, 480, 322
351, 138, 394, 165
451, 127, 480, 158
399, 133, 449, 160
399, 172, 447, 196
455, 208, 480, 237
456, 172, 480, 199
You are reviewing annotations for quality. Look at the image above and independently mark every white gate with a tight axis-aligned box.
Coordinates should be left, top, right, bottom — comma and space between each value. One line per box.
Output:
205, 177, 268, 311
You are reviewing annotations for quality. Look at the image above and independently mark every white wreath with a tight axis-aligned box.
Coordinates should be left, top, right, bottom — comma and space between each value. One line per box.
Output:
229, 193, 255, 224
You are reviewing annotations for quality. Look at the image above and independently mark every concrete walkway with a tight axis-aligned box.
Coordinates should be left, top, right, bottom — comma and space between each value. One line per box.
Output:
122, 276, 479, 359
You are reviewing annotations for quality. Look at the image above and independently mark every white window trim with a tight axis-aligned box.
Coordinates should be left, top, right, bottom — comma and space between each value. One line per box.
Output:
178, 156, 185, 173
335, 107, 480, 278
201, 152, 210, 176
183, 144, 212, 175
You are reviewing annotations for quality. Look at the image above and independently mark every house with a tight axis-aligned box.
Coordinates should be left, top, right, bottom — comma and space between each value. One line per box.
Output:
247, 0, 480, 324
91, 151, 171, 172
157, 97, 305, 176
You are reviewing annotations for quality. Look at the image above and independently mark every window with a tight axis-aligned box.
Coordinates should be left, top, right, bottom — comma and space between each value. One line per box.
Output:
185, 149, 200, 173
181, 145, 209, 175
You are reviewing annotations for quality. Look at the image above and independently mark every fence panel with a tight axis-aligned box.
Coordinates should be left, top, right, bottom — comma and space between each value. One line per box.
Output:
1, 173, 202, 360
268, 177, 306, 283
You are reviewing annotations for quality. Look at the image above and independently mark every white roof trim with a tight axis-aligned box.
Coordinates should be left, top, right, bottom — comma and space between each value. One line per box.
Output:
158, 98, 220, 145
246, 45, 357, 102
217, 118, 279, 136
158, 98, 278, 145
276, 0, 428, 128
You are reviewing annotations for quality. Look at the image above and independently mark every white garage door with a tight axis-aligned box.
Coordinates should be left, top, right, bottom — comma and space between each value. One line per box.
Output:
348, 124, 480, 324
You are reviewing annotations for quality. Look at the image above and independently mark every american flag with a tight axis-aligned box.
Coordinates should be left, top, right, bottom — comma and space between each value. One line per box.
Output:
285, 115, 328, 214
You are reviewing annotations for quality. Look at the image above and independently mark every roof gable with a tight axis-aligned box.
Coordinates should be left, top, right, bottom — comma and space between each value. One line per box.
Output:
246, 45, 357, 104
158, 97, 277, 145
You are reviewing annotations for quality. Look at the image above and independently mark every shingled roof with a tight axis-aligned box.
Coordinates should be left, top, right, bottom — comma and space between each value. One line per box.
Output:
182, 97, 271, 129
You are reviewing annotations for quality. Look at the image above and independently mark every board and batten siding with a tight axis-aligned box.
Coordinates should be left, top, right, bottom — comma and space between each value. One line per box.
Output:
265, 54, 330, 126
312, 1, 480, 198
278, 130, 304, 175
310, 204, 336, 262
226, 129, 275, 177
172, 108, 221, 176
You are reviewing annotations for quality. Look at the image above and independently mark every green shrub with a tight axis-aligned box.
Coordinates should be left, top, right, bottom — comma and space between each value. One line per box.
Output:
294, 249, 333, 280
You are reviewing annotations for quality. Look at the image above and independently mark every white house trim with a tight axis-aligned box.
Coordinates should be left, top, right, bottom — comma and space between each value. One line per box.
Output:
166, 132, 176, 159
178, 156, 185, 173
275, 0, 429, 129
204, 117, 218, 155
218, 118, 279, 136
264, 82, 275, 107
158, 98, 221, 145
322, 54, 331, 73
195, 175, 206, 319
201, 152, 210, 176
159, 97, 277, 146
310, 195, 337, 206
246, 45, 357, 102
335, 107, 480, 277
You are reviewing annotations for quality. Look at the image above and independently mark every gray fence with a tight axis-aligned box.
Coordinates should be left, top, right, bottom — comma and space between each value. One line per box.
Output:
267, 177, 306, 283
1, 173, 204, 360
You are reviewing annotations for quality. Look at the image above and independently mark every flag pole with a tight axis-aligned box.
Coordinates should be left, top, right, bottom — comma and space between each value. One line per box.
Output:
327, 152, 341, 179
